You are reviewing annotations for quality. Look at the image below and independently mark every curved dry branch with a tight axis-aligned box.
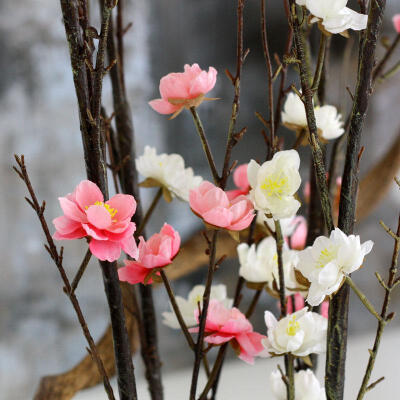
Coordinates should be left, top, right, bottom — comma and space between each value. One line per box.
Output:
356, 130, 400, 221
33, 231, 237, 400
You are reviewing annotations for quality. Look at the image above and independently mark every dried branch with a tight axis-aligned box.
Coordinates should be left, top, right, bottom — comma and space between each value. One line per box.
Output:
357, 215, 400, 399
327, 1, 387, 399
14, 155, 115, 400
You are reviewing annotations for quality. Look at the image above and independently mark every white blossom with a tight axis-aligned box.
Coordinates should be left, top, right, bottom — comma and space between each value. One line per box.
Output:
315, 105, 344, 140
162, 285, 233, 329
136, 146, 203, 201
270, 369, 326, 400
282, 92, 344, 141
263, 308, 327, 356
248, 150, 301, 220
257, 213, 301, 238
297, 227, 374, 306
238, 237, 300, 294
297, 0, 368, 34
281, 92, 307, 130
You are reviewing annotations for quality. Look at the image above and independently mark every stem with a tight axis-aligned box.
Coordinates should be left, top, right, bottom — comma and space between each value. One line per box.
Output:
288, 1, 334, 234
189, 230, 219, 399
59, 1, 138, 398
311, 34, 327, 92
160, 270, 195, 349
245, 289, 263, 318
189, 107, 220, 185
14, 156, 115, 400
357, 215, 400, 399
275, 220, 295, 400
136, 187, 163, 237
327, 1, 386, 399
260, 0, 276, 151
345, 277, 382, 321
106, 6, 164, 398
71, 247, 92, 293
373, 33, 400, 82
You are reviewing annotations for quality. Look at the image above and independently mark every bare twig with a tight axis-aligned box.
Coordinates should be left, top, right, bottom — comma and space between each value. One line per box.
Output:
71, 248, 92, 294
14, 155, 115, 400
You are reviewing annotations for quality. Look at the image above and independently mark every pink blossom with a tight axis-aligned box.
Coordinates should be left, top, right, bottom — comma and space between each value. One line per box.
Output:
393, 15, 400, 33
189, 181, 255, 231
149, 64, 217, 118
282, 293, 305, 314
118, 223, 181, 285
190, 300, 268, 364
227, 164, 250, 201
290, 216, 308, 250
53, 180, 137, 262
321, 301, 329, 319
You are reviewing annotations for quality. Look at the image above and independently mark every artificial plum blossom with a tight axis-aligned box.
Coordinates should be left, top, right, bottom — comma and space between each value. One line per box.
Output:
270, 369, 326, 400
282, 92, 344, 141
296, 0, 368, 35
248, 150, 301, 220
190, 299, 269, 364
162, 284, 233, 329
118, 223, 180, 285
297, 227, 374, 306
53, 180, 137, 262
149, 63, 217, 118
136, 146, 202, 201
226, 163, 250, 201
263, 308, 327, 356
189, 181, 255, 231
237, 237, 301, 294
314, 105, 345, 140
394, 15, 400, 33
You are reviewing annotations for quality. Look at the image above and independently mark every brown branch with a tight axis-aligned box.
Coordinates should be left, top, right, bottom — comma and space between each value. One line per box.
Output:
356, 215, 400, 399
105, 4, 164, 398
14, 155, 115, 400
373, 33, 400, 82
327, 1, 387, 399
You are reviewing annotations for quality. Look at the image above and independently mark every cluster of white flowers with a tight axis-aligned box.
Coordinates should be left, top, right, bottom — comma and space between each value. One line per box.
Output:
297, 228, 374, 306
237, 236, 302, 294
270, 369, 326, 400
248, 150, 301, 220
162, 284, 232, 329
136, 146, 203, 201
263, 308, 327, 356
296, 0, 368, 35
282, 92, 344, 141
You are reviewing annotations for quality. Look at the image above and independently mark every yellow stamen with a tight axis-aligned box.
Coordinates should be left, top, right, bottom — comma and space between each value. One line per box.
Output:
261, 176, 287, 198
316, 247, 335, 269
286, 315, 300, 336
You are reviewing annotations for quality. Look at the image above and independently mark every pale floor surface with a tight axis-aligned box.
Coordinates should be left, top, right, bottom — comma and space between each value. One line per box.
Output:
75, 329, 398, 400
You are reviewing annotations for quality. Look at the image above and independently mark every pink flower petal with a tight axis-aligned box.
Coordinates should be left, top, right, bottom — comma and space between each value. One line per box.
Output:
120, 234, 138, 259
118, 262, 152, 285
202, 207, 232, 228
393, 14, 400, 33
233, 164, 249, 191
159, 73, 190, 99
204, 333, 235, 345
148, 99, 180, 115
86, 205, 112, 229
53, 227, 86, 240
82, 223, 108, 240
59, 197, 86, 222
89, 239, 121, 262
74, 180, 104, 210
53, 216, 82, 235
106, 194, 136, 222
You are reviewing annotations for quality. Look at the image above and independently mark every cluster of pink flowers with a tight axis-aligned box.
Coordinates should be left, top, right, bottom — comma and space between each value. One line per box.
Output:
190, 300, 268, 364
53, 181, 181, 285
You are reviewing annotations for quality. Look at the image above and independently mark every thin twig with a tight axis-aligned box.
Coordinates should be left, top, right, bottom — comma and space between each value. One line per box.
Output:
71, 248, 92, 294
136, 187, 163, 237
189, 107, 220, 185
311, 34, 327, 92
160, 270, 195, 350
373, 33, 400, 82
13, 155, 115, 400
245, 289, 263, 318
357, 215, 400, 399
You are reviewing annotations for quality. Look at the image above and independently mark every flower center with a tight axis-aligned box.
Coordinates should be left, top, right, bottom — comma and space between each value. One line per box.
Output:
193, 294, 203, 307
316, 246, 336, 269
87, 201, 118, 218
286, 315, 300, 336
261, 176, 287, 198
